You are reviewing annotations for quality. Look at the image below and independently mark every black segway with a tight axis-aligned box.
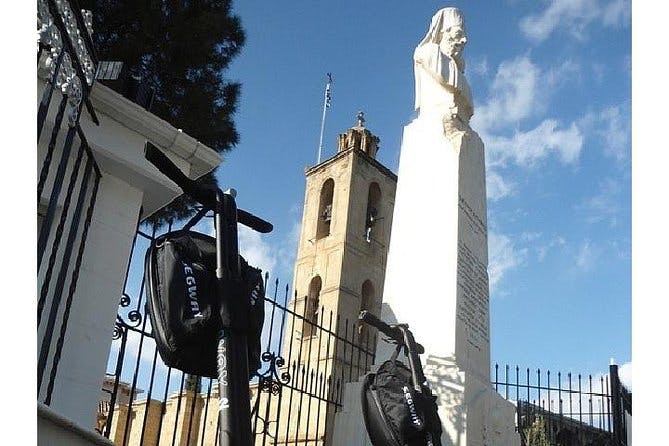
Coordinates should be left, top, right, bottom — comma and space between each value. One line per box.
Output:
359, 310, 443, 446
144, 142, 271, 446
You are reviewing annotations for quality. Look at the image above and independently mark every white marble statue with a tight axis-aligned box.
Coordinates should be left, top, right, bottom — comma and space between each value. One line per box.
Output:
413, 7, 473, 125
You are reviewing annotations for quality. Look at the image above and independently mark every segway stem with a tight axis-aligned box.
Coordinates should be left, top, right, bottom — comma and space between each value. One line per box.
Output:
144, 142, 268, 446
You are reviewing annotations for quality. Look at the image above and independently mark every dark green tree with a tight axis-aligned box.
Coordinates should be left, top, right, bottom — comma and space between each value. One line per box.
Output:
81, 0, 245, 225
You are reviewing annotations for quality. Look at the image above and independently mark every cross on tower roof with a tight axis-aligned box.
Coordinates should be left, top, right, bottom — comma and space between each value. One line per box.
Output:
356, 111, 365, 127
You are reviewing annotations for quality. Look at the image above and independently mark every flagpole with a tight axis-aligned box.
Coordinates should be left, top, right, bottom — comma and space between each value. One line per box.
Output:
317, 73, 333, 164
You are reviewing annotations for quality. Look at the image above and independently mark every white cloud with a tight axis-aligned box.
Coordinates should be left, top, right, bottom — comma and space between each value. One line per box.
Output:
520, 0, 630, 43
601, 0, 631, 26
474, 56, 541, 132
486, 169, 515, 201
471, 56, 489, 77
486, 119, 583, 169
580, 105, 630, 162
238, 225, 278, 277
575, 239, 596, 270
488, 231, 527, 292
474, 56, 584, 199
618, 361, 632, 390
544, 59, 581, 89
536, 235, 567, 261
578, 178, 623, 226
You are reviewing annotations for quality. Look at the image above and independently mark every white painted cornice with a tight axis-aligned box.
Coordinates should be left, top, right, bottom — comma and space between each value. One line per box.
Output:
89, 82, 221, 177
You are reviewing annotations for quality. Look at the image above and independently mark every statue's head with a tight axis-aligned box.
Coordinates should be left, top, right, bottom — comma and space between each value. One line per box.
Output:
438, 8, 467, 62
419, 7, 467, 68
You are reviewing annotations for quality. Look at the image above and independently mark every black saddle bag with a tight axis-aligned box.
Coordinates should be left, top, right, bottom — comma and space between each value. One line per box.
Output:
361, 349, 442, 446
145, 230, 265, 378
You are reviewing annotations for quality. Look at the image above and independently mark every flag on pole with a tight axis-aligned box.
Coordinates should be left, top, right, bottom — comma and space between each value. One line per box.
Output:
325, 73, 333, 108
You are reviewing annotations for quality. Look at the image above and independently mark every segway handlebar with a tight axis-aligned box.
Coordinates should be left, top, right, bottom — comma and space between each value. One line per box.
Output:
145, 142, 273, 233
359, 310, 424, 354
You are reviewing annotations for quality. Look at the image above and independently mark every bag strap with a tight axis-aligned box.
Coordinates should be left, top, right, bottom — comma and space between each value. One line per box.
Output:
390, 344, 402, 363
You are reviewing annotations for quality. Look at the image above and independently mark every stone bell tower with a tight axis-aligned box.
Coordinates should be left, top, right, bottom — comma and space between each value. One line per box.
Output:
283, 111, 397, 381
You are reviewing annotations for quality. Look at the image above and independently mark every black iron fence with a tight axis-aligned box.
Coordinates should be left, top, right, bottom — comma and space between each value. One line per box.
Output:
37, 0, 101, 405
493, 363, 631, 446
99, 217, 378, 445
99, 218, 632, 446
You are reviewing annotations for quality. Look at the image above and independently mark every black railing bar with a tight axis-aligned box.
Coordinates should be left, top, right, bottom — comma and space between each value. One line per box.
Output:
355, 322, 364, 380
182, 206, 211, 232
578, 374, 583, 424
186, 385, 198, 446
120, 249, 157, 446
314, 372, 325, 446
494, 364, 498, 392
37, 95, 68, 201
516, 366, 520, 402
258, 382, 275, 446
284, 361, 297, 444
269, 377, 285, 445
589, 376, 594, 425
537, 370, 541, 412
275, 283, 290, 355
323, 380, 340, 444
169, 372, 186, 446
131, 223, 158, 314
38, 159, 93, 394
138, 347, 160, 446
490, 381, 610, 398
121, 325, 151, 445
37, 118, 80, 269
547, 370, 551, 414
282, 295, 300, 446
321, 309, 335, 413
37, 49, 65, 139
305, 309, 326, 445
199, 379, 214, 446
45, 0, 99, 125
104, 328, 127, 438
601, 375, 607, 431
37, 140, 86, 324
293, 298, 315, 446
75, 127, 102, 178
304, 370, 316, 445
214, 414, 220, 446
264, 274, 279, 353
154, 366, 173, 446
45, 166, 99, 404
293, 291, 313, 381
558, 372, 563, 416
243, 383, 346, 413
66, 0, 99, 64
338, 316, 349, 401
137, 227, 162, 240
115, 319, 155, 336
293, 365, 308, 445
263, 295, 376, 356
348, 320, 356, 382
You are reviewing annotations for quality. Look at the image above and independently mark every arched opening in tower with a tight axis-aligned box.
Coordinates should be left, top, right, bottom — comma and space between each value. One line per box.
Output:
360, 279, 375, 342
365, 182, 382, 242
303, 275, 322, 338
317, 179, 335, 239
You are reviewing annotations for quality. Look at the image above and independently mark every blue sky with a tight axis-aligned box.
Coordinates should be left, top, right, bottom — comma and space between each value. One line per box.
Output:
213, 0, 632, 383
